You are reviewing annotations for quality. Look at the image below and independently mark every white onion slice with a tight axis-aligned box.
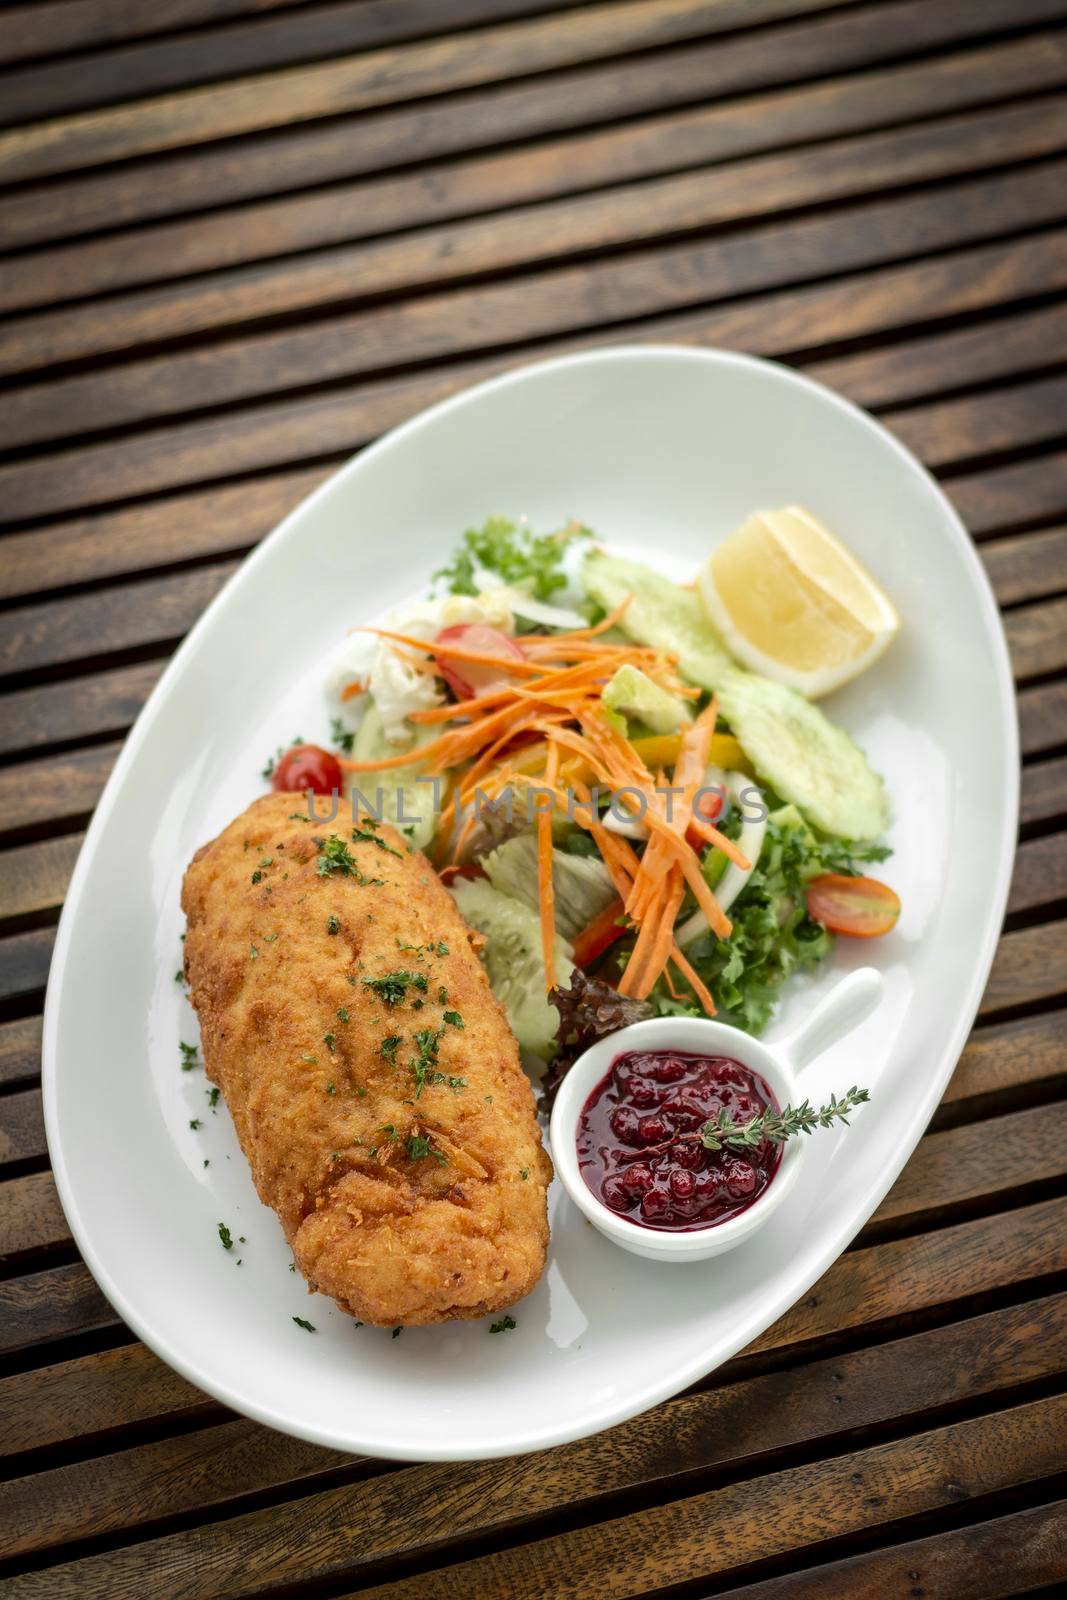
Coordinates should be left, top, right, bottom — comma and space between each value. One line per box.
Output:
676, 771, 767, 946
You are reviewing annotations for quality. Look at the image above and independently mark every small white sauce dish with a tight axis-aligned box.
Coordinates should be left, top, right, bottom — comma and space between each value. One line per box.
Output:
549, 968, 883, 1263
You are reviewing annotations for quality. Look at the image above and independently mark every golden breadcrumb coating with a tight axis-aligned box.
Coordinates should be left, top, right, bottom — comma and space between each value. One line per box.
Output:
181, 792, 551, 1326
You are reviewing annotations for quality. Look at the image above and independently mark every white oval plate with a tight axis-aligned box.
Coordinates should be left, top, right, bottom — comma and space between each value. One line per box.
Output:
43, 348, 1017, 1462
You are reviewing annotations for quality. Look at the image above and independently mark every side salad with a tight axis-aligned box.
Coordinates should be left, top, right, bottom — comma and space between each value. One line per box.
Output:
274, 516, 899, 1069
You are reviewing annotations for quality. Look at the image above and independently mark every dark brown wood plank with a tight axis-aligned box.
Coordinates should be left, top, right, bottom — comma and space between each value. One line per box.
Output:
2, 1294, 1063, 1567
712, 1500, 1067, 1600
944, 1011, 1067, 1105
0, 563, 237, 680
350, 1398, 1067, 1600
0, 1088, 45, 1168
9, 156, 1067, 453
982, 918, 1067, 1012
954, 449, 1067, 537
9, 30, 1067, 316
4, 0, 1060, 251
0, 742, 122, 836
891, 373, 1067, 475
0, 0, 316, 70
1, 1416, 355, 1560
0, 928, 54, 1005
1008, 834, 1067, 920
1020, 679, 1067, 757
0, 0, 857, 185
872, 1102, 1067, 1224
1021, 755, 1067, 826
0, 661, 164, 758
0, 466, 324, 601
1005, 595, 1067, 682
0, 1172, 69, 1262
0, 1262, 114, 1357
0, 836, 84, 923
0, 0, 596, 117
0, 1016, 42, 1089
14, 1392, 1065, 1600
983, 525, 1067, 607
0, 1340, 208, 1458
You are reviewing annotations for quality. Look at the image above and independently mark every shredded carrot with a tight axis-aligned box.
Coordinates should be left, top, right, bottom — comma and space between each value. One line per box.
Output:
537, 742, 561, 991
668, 942, 717, 1015
339, 679, 365, 702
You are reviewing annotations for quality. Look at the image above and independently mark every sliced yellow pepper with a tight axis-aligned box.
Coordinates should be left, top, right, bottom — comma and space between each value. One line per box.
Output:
630, 731, 753, 776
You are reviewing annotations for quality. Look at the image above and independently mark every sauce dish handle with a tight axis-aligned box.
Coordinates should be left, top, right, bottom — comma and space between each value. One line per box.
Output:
775, 968, 883, 1075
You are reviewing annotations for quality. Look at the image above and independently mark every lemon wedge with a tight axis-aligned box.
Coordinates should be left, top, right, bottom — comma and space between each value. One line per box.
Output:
696, 506, 900, 697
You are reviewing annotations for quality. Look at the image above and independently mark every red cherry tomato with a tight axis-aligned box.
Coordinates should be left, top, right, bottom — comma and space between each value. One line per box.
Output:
805, 873, 901, 938
696, 787, 724, 822
271, 743, 343, 796
435, 624, 525, 702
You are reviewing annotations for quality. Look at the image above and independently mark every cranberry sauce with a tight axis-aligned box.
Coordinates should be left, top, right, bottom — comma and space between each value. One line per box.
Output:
577, 1050, 782, 1231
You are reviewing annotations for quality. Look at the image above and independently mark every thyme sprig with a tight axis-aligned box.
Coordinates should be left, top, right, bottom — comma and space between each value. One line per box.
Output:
615, 1085, 869, 1164
699, 1087, 870, 1152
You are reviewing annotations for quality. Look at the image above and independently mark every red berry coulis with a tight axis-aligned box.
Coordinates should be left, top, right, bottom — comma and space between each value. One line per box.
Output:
577, 1051, 782, 1231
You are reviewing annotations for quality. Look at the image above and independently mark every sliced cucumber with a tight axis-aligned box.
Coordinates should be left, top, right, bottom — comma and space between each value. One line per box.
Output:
603, 662, 690, 735
584, 551, 735, 688
716, 672, 888, 841
482, 833, 616, 943
346, 705, 438, 851
450, 877, 573, 1058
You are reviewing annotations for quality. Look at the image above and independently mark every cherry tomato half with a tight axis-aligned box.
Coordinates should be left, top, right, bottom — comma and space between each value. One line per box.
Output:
435, 624, 525, 702
271, 743, 343, 796
805, 873, 901, 938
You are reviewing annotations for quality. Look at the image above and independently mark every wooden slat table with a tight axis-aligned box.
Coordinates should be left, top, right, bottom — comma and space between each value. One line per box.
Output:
1, 1, 1066, 1593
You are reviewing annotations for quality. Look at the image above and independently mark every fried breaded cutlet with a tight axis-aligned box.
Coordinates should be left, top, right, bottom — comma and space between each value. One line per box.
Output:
181, 792, 551, 1326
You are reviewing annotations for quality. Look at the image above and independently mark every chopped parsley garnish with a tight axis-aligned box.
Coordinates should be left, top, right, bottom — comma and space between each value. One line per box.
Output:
326, 915, 340, 935
435, 941, 449, 956
207, 1087, 220, 1111
489, 1314, 517, 1334
407, 1133, 447, 1165
363, 970, 428, 1007
519, 1168, 529, 1180
379, 1123, 396, 1140
433, 516, 590, 601
411, 1026, 445, 1097
260, 857, 274, 868
443, 1010, 464, 1029
174, 968, 185, 984
391, 1327, 403, 1338
301, 1053, 318, 1064
180, 1041, 200, 1071
330, 716, 355, 755
380, 1035, 402, 1066
250, 943, 259, 960
323, 1032, 337, 1052
189, 1119, 202, 1131
292, 1316, 316, 1332
218, 1222, 234, 1251
337, 1006, 350, 1023
251, 870, 263, 884
351, 823, 402, 857
448, 1076, 467, 1093
437, 986, 448, 1004
326, 1081, 336, 1095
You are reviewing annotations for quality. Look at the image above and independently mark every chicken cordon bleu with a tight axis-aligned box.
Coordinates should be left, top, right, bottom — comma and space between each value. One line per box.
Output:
181, 792, 551, 1326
